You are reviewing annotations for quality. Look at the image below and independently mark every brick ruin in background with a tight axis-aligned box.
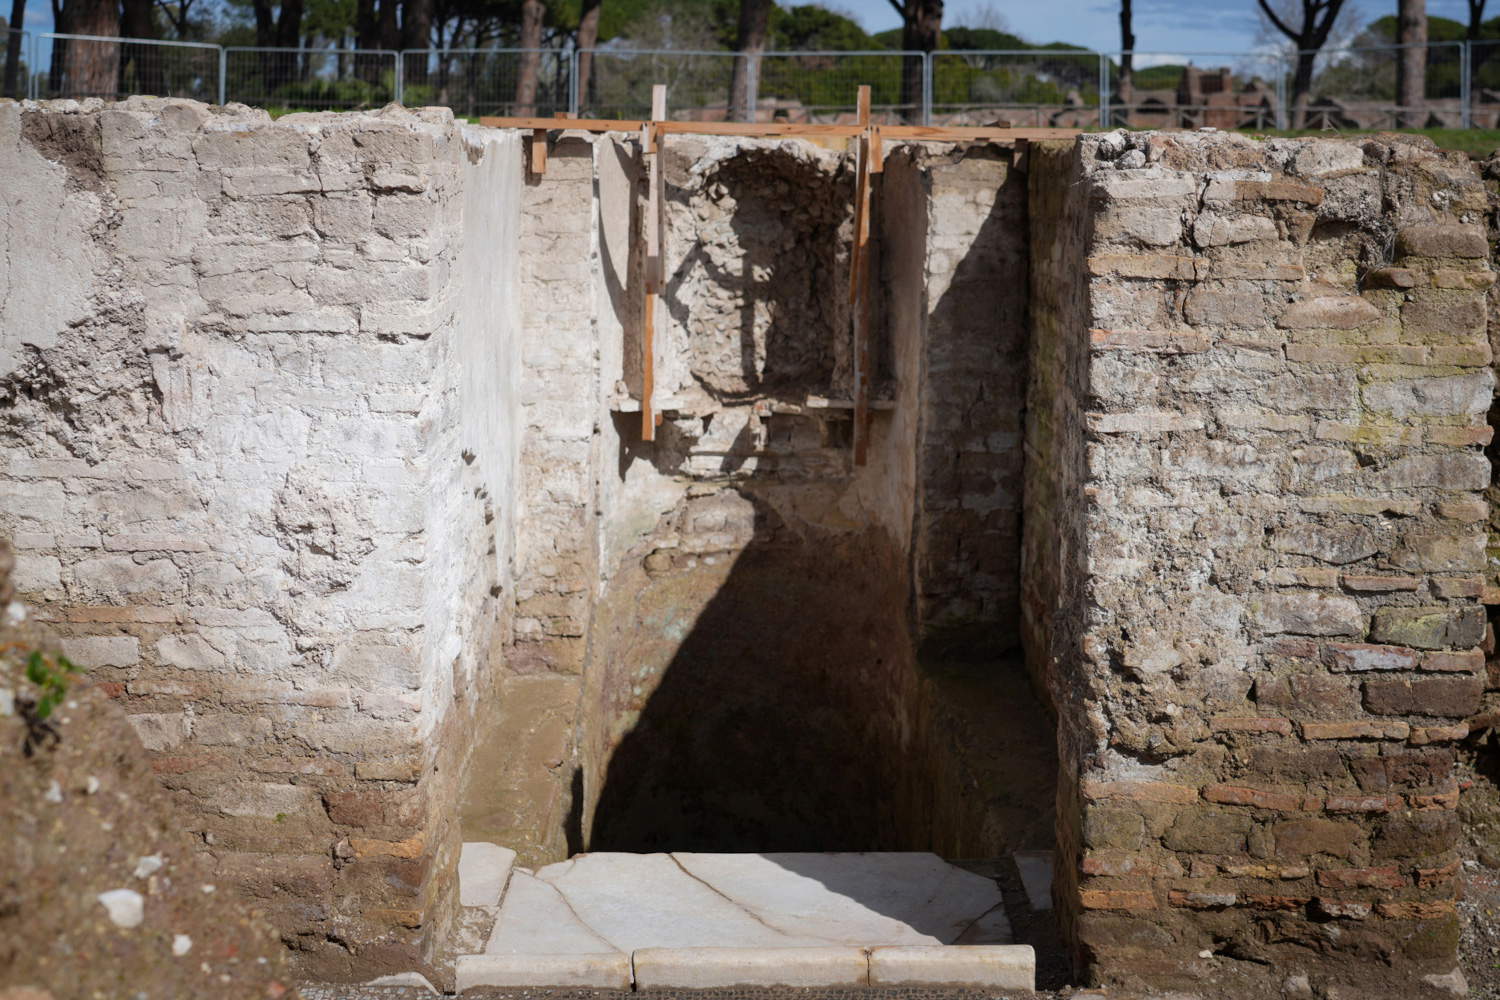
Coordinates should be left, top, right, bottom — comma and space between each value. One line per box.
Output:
2, 97, 1498, 997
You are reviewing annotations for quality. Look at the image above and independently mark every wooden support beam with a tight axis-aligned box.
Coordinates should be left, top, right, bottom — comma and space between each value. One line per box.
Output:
530, 128, 547, 175
478, 116, 1080, 144
869, 125, 884, 174
642, 84, 667, 442
855, 84, 871, 126
850, 85, 875, 467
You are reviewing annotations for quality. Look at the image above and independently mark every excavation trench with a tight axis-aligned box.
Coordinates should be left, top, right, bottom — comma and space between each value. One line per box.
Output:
455, 137, 1057, 981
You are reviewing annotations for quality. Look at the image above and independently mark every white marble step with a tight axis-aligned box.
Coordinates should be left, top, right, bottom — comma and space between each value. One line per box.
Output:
453, 848, 1033, 992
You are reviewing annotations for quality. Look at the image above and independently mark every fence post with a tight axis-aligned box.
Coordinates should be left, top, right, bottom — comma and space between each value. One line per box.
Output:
217, 46, 226, 105
1098, 53, 1109, 128
921, 51, 931, 125
570, 47, 580, 116
395, 49, 404, 105
1462, 41, 1472, 130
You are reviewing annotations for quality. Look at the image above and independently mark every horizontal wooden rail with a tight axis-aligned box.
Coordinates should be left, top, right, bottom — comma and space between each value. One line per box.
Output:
478, 116, 1080, 144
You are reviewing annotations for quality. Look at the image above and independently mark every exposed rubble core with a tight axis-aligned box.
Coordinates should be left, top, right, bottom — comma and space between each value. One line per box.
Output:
4, 99, 1500, 998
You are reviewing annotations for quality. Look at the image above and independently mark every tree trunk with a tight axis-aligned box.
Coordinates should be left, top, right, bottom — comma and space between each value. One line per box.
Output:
514, 0, 544, 115
1469, 0, 1486, 41
575, 0, 599, 113
120, 0, 161, 96
728, 0, 770, 121
1396, 0, 1427, 127
4, 0, 27, 98
1117, 0, 1134, 119
898, 0, 942, 123
402, 0, 432, 87
355, 0, 377, 83
59, 0, 120, 98
1290, 47, 1316, 128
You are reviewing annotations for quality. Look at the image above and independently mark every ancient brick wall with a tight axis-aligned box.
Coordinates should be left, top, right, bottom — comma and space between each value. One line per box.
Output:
1027, 131, 1492, 994
909, 147, 1029, 645
0, 99, 523, 984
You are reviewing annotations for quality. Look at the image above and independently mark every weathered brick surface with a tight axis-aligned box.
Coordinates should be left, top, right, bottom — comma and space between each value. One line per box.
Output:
0, 99, 524, 985
1027, 131, 1491, 993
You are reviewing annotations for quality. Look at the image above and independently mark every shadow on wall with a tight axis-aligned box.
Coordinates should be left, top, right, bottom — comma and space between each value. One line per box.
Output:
586, 489, 913, 853
583, 144, 1055, 860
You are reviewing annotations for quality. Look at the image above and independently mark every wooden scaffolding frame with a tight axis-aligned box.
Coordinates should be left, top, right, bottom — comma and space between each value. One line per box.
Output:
480, 91, 1080, 464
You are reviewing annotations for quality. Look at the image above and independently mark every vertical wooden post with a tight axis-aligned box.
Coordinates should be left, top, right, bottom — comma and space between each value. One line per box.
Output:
850, 85, 874, 466
642, 83, 667, 442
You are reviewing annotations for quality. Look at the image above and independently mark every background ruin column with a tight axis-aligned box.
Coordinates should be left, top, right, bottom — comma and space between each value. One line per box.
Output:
1026, 131, 1492, 993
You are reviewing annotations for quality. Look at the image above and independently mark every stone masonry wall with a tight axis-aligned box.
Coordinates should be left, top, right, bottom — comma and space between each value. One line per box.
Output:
908, 146, 1029, 646
0, 99, 523, 984
1027, 131, 1492, 995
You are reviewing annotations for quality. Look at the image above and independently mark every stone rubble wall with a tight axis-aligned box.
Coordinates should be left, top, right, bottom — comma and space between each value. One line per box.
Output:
0, 98, 524, 984
909, 146, 1029, 644
1027, 130, 1493, 994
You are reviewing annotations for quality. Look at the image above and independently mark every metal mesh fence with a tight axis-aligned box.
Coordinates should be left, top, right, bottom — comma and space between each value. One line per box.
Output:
582, 49, 740, 119
930, 49, 1101, 127
34, 32, 218, 102
223, 47, 397, 111
11, 36, 1500, 130
1103, 51, 1285, 130
2, 29, 28, 99
1296, 42, 1465, 129
402, 49, 569, 118
755, 51, 920, 123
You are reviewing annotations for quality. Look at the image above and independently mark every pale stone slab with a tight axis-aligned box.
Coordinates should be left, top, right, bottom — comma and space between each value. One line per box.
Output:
633, 946, 870, 989
868, 945, 1035, 989
953, 902, 1013, 945
485, 870, 618, 955
459, 842, 516, 907
1013, 850, 1055, 911
672, 852, 1004, 945
456, 953, 633, 990
531, 853, 801, 950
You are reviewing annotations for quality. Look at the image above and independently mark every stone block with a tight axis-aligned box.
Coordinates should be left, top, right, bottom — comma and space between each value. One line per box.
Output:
867, 946, 1034, 989
1324, 643, 1418, 673
1362, 374, 1491, 419
59, 635, 140, 667
1255, 593, 1363, 637
456, 954, 632, 990
1396, 224, 1487, 259
1368, 606, 1485, 650
1162, 810, 1252, 853
1192, 212, 1278, 248
634, 947, 870, 989
1363, 675, 1483, 718
1270, 525, 1376, 565
1277, 293, 1381, 330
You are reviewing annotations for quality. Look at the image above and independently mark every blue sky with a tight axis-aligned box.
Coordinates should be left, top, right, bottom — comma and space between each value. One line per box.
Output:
840, 0, 1481, 54
13, 0, 1492, 52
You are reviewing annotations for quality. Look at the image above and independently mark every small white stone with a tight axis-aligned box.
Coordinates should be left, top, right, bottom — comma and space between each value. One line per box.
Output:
133, 854, 164, 879
1198, 949, 1213, 959
172, 934, 193, 956
3, 601, 26, 627
0, 688, 13, 716
85, 776, 100, 794
97, 888, 145, 928
200, 884, 215, 893
44, 780, 62, 803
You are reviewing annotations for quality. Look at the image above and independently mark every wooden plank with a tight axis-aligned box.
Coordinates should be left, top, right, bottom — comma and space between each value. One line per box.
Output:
479, 116, 1081, 144
642, 291, 656, 441
479, 115, 645, 131
855, 84, 871, 126
879, 124, 1082, 141
642, 83, 668, 443
869, 125, 884, 173
654, 120, 864, 139
850, 126, 873, 467
530, 128, 548, 175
